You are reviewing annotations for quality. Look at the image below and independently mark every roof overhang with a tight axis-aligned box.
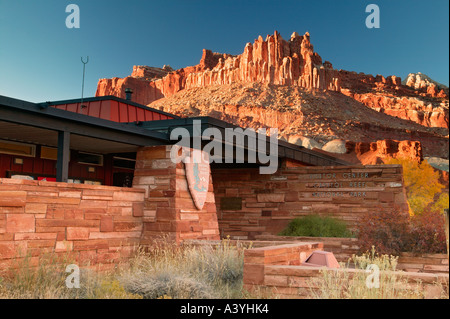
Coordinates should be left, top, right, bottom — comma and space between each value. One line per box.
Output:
0, 95, 170, 153
1, 95, 350, 167
136, 116, 351, 167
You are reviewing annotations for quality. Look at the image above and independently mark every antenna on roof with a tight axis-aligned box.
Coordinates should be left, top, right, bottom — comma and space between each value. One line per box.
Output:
80, 56, 89, 108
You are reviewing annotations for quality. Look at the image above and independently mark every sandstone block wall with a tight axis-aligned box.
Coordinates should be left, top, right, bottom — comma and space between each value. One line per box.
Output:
255, 235, 360, 262
255, 235, 449, 274
0, 178, 145, 271
212, 164, 409, 239
133, 146, 220, 244
243, 241, 323, 288
0, 145, 222, 271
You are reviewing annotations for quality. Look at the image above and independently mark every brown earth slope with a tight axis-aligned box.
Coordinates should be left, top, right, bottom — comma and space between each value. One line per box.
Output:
148, 82, 448, 159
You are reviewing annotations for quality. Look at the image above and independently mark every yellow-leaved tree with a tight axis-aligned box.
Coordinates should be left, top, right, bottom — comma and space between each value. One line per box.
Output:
386, 158, 448, 216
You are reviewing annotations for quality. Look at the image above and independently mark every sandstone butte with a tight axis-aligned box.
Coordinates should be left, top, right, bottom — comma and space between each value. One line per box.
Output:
95, 30, 449, 164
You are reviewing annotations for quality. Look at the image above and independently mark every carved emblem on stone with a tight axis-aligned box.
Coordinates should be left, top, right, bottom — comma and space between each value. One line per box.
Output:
184, 149, 210, 210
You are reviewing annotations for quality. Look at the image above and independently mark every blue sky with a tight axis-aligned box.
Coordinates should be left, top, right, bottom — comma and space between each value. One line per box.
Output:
0, 0, 448, 102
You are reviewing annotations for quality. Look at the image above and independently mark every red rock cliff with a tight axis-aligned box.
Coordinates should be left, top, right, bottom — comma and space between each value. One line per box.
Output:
185, 31, 340, 91
95, 30, 449, 130
96, 31, 340, 104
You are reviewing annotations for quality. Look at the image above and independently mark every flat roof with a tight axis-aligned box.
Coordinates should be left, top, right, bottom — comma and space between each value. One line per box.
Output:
37, 95, 180, 120
0, 95, 169, 151
1, 94, 350, 166
137, 117, 350, 166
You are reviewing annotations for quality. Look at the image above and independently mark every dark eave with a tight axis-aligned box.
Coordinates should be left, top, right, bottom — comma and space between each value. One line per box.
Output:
1, 95, 351, 167
0, 95, 170, 146
137, 116, 351, 166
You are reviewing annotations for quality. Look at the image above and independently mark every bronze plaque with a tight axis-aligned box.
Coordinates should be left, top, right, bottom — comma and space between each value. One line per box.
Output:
220, 197, 242, 210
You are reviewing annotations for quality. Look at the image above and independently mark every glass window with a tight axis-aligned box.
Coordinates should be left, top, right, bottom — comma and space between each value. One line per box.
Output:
40, 146, 58, 160
113, 156, 136, 169
77, 152, 103, 166
0, 139, 36, 157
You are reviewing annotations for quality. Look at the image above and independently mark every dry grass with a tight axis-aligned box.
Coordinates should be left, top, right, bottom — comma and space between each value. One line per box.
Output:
119, 237, 247, 299
308, 247, 449, 299
0, 238, 260, 299
0, 252, 141, 299
3, 241, 444, 299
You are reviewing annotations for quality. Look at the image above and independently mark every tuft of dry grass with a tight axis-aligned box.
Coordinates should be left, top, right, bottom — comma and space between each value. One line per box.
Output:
118, 237, 246, 299
0, 238, 259, 299
308, 247, 448, 299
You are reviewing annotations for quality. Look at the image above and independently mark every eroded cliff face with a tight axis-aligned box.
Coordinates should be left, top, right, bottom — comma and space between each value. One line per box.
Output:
95, 30, 449, 159
338, 139, 424, 165
184, 31, 340, 91
403, 72, 448, 97
338, 71, 449, 129
96, 30, 448, 130
96, 31, 340, 102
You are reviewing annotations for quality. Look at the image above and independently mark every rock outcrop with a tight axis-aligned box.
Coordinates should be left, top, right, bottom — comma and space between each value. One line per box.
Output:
95, 30, 449, 159
96, 31, 340, 104
321, 139, 348, 154
403, 72, 449, 98
338, 70, 449, 129
314, 139, 424, 165
131, 65, 174, 80
185, 31, 340, 92
96, 30, 448, 130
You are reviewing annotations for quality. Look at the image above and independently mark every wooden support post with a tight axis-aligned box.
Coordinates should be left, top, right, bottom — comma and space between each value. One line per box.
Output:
56, 131, 70, 182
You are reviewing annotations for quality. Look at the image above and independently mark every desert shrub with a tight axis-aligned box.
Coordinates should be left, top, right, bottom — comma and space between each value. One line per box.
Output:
186, 240, 244, 290
118, 239, 246, 299
0, 239, 256, 299
407, 209, 447, 254
279, 214, 353, 238
351, 246, 399, 271
356, 208, 447, 255
356, 209, 411, 255
120, 269, 216, 299
86, 279, 142, 299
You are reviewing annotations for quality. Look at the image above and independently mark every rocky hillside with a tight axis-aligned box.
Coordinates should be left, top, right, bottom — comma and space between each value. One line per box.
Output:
96, 31, 449, 160
149, 82, 448, 159
403, 72, 449, 95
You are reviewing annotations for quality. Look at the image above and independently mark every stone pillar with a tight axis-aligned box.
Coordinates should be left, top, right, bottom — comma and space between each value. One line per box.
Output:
133, 145, 220, 245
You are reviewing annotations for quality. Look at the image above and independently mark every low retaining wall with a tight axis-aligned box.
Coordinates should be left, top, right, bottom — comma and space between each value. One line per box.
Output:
0, 178, 145, 272
0, 145, 221, 273
255, 235, 360, 262
243, 241, 449, 299
243, 241, 323, 289
258, 265, 449, 299
397, 252, 449, 274
254, 235, 449, 274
